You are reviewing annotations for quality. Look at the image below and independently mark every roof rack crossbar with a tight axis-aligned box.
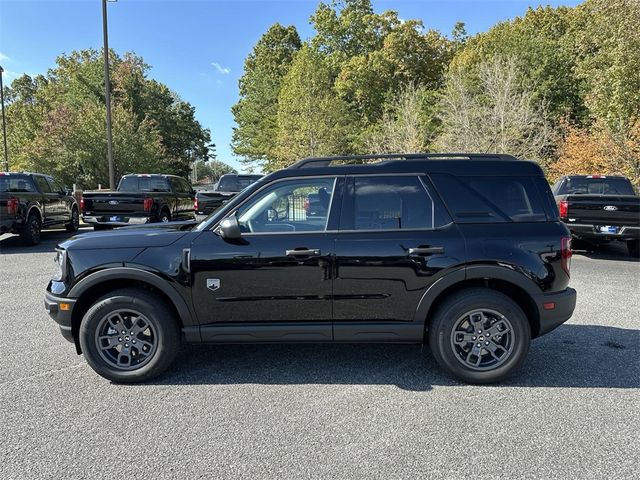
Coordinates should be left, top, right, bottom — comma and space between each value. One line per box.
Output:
288, 153, 517, 169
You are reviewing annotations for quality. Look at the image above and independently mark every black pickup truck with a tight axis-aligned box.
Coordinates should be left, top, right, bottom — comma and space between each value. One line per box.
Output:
81, 174, 196, 230
552, 175, 640, 257
195, 174, 262, 215
0, 172, 79, 245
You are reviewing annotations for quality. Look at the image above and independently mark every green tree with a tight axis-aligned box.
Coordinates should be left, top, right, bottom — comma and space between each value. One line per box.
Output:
231, 24, 301, 169
272, 45, 353, 170
5, 49, 211, 186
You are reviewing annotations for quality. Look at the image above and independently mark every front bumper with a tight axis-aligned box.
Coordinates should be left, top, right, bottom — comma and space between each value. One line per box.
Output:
533, 287, 577, 337
82, 215, 150, 227
568, 224, 640, 241
44, 291, 76, 343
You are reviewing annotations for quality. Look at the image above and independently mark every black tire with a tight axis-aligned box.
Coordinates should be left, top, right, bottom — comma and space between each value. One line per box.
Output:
428, 288, 531, 384
79, 288, 181, 383
159, 209, 171, 223
628, 239, 640, 258
19, 212, 42, 245
65, 207, 80, 233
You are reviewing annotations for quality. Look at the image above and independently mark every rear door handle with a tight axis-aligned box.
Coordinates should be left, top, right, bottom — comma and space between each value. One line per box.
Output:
286, 248, 321, 257
408, 246, 444, 255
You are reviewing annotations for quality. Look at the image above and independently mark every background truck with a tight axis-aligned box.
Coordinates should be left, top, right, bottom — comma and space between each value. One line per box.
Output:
552, 175, 640, 257
0, 172, 79, 245
195, 173, 262, 215
81, 174, 196, 230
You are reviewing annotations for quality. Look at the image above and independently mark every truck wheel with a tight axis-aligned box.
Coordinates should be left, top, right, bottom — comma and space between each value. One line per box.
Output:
428, 288, 531, 384
20, 212, 42, 245
65, 207, 80, 233
628, 240, 640, 258
79, 288, 181, 383
159, 210, 171, 223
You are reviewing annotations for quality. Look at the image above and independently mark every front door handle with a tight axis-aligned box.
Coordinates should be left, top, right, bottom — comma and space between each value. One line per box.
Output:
408, 246, 444, 256
286, 248, 321, 257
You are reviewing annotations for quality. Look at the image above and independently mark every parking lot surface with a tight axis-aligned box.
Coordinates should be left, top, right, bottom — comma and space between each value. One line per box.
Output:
1, 227, 638, 479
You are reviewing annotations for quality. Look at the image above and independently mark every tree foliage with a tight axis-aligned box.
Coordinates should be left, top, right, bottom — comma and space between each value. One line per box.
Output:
5, 49, 211, 188
272, 45, 353, 170
436, 57, 555, 163
231, 24, 302, 168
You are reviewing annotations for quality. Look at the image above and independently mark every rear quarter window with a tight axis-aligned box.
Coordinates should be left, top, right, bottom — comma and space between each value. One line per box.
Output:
430, 174, 548, 223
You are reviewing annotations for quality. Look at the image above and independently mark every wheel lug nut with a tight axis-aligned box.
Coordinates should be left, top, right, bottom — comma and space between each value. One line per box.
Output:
472, 336, 477, 340
477, 343, 481, 347
485, 341, 489, 345
132, 340, 136, 344
121, 330, 125, 335
125, 343, 129, 347
118, 337, 122, 342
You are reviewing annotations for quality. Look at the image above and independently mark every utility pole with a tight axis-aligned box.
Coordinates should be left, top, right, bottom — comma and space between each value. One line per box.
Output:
102, 0, 116, 189
0, 65, 8, 171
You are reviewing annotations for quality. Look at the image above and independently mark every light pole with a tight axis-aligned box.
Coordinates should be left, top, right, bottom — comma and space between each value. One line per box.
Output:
0, 65, 8, 171
102, 0, 117, 189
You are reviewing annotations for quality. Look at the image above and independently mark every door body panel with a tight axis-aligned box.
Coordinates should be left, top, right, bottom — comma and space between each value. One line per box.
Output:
332, 226, 466, 324
190, 231, 334, 325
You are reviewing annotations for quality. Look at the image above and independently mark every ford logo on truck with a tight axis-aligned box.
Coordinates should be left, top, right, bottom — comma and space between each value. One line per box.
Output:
603, 205, 618, 211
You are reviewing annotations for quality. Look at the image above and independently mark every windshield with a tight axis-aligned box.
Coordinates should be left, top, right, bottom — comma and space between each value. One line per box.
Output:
118, 176, 170, 192
558, 177, 635, 196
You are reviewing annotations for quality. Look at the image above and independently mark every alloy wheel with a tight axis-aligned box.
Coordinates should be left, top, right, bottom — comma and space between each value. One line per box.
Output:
450, 309, 515, 371
94, 309, 158, 370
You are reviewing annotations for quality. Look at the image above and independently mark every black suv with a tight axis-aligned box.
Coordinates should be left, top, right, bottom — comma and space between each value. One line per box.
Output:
44, 154, 577, 384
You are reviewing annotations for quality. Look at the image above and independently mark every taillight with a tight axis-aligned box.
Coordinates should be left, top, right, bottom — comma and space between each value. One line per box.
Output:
561, 236, 572, 277
558, 200, 568, 219
143, 197, 153, 212
80, 196, 85, 212
194, 197, 198, 211
7, 197, 19, 215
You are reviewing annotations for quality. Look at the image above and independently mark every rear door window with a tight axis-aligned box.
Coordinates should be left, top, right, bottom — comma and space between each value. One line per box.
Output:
34, 176, 52, 193
341, 175, 450, 231
430, 174, 547, 223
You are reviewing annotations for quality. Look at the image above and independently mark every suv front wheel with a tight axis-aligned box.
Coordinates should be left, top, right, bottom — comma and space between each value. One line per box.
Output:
429, 288, 531, 384
79, 288, 181, 383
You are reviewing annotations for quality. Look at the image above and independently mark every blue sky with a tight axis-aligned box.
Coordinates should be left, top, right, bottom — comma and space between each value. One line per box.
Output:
0, 0, 581, 172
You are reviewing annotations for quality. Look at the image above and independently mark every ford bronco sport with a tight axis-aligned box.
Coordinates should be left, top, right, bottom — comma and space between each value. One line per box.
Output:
45, 153, 577, 384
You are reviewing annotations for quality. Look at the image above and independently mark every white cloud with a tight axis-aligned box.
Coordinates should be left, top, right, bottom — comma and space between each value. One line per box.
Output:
211, 62, 231, 75
0, 51, 10, 62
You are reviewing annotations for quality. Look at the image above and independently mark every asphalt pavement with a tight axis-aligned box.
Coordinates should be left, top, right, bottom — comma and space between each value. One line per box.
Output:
1, 227, 638, 479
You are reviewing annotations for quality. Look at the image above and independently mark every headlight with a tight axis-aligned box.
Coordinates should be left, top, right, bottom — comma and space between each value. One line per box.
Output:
52, 249, 67, 281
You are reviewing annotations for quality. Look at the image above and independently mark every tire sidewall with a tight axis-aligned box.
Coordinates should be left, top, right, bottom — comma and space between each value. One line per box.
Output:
66, 207, 79, 232
79, 292, 179, 382
21, 213, 41, 245
430, 290, 531, 384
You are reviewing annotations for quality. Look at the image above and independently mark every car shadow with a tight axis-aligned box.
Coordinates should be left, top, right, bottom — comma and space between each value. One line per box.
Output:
149, 324, 639, 391
0, 226, 92, 254
572, 241, 638, 262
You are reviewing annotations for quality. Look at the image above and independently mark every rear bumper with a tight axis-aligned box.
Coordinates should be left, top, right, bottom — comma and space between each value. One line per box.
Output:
568, 224, 640, 241
1, 218, 24, 233
533, 287, 577, 337
44, 291, 76, 343
82, 215, 151, 227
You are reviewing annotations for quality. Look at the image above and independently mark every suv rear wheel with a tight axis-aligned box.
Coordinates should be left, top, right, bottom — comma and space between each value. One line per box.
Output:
79, 288, 181, 383
429, 288, 530, 384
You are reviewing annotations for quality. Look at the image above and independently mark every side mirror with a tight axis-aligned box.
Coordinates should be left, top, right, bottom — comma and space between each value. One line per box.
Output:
64, 188, 73, 196
218, 215, 241, 240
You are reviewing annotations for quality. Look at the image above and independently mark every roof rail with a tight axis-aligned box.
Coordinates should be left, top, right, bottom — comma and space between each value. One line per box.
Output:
288, 153, 518, 169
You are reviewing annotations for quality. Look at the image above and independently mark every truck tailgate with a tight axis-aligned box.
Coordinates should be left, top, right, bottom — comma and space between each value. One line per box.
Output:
82, 192, 147, 215
566, 195, 640, 225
